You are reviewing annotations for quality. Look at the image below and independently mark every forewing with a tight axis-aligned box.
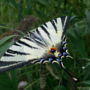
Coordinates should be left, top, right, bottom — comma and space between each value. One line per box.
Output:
0, 16, 69, 72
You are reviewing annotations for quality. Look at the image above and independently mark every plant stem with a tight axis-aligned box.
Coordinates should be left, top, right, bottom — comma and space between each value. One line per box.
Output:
40, 64, 47, 90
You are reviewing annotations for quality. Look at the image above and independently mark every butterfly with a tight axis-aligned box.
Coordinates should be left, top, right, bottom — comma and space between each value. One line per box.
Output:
0, 16, 70, 72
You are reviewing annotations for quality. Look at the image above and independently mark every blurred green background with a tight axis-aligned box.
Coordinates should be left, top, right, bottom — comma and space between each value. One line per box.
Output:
0, 0, 90, 90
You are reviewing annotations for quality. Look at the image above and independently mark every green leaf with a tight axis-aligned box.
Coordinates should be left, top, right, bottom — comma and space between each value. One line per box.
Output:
0, 41, 13, 57
79, 80, 90, 86
0, 35, 17, 45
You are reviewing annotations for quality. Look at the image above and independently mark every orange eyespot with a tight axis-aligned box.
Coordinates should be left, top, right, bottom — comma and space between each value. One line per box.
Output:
48, 47, 57, 54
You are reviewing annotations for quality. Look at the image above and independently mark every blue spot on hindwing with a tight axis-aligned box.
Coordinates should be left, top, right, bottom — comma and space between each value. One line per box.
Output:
63, 47, 67, 50
40, 58, 45, 63
58, 54, 63, 57
61, 41, 66, 45
48, 58, 53, 62
56, 58, 61, 63
63, 52, 68, 56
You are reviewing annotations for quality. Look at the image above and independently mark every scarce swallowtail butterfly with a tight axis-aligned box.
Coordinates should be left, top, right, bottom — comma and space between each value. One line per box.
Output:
0, 16, 70, 72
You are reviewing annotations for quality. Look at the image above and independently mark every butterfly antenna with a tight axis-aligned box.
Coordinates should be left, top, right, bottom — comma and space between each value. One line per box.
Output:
59, 61, 77, 82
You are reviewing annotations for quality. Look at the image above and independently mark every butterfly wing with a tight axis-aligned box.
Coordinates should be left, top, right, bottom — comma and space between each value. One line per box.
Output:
0, 16, 70, 72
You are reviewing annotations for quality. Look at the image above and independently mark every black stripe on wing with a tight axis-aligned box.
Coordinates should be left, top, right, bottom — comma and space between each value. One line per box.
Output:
23, 37, 34, 42
14, 42, 21, 46
17, 40, 38, 49
61, 16, 71, 39
0, 59, 38, 72
0, 61, 18, 66
3, 53, 14, 57
29, 32, 46, 47
61, 16, 71, 31
0, 61, 29, 72
24, 36, 46, 47
40, 25, 51, 40
7, 49, 30, 55
50, 20, 57, 32
36, 29, 48, 46
61, 16, 66, 27
54, 18, 57, 23
28, 32, 43, 42
43, 23, 48, 27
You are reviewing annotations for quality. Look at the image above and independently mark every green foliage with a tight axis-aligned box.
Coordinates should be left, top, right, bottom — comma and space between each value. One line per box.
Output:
0, 35, 17, 57
0, 0, 90, 90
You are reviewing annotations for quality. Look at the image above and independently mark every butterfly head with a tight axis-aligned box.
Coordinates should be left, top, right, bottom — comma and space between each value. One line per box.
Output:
48, 47, 59, 57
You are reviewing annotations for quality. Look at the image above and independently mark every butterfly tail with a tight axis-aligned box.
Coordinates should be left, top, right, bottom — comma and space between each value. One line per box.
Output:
60, 61, 77, 82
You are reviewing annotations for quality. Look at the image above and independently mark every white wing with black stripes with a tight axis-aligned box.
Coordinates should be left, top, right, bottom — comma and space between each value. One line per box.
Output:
0, 16, 70, 72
